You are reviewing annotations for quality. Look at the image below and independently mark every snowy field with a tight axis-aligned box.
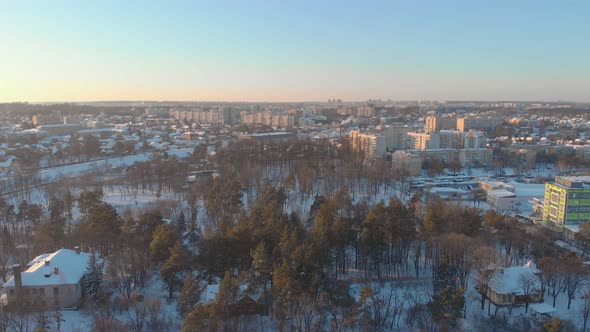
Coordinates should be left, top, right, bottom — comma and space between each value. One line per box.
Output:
37, 148, 193, 182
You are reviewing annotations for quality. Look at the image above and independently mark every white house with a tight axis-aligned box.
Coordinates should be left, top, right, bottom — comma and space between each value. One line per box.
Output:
3, 247, 96, 310
480, 261, 542, 307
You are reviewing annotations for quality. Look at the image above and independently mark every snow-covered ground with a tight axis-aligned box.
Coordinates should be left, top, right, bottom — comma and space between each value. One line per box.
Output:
45, 275, 182, 332
37, 148, 193, 182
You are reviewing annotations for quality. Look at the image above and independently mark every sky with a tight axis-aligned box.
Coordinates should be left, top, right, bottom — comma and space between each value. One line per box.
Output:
1, 0, 589, 102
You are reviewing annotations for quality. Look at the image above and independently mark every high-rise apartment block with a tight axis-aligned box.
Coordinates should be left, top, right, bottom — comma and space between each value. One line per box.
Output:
424, 116, 456, 133
457, 117, 498, 132
382, 124, 408, 151
241, 112, 296, 128
170, 108, 233, 125
349, 130, 387, 160
407, 132, 440, 150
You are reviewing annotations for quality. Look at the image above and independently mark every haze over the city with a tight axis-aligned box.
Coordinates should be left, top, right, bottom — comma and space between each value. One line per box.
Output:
2, 0, 590, 102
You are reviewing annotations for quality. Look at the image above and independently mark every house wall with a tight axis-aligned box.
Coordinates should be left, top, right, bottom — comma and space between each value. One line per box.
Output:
482, 285, 542, 307
5, 282, 82, 310
487, 194, 516, 211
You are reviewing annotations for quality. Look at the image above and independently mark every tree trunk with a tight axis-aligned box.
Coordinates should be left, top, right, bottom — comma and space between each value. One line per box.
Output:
481, 292, 485, 310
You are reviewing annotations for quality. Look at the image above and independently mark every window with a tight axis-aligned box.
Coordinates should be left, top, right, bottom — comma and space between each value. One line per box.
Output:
33, 288, 37, 294
9, 289, 14, 296
24, 288, 29, 295
39, 288, 45, 295
53, 287, 59, 295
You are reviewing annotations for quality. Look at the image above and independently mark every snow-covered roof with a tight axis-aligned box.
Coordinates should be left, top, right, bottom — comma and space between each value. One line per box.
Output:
488, 189, 517, 198
203, 282, 263, 304
530, 303, 557, 315
488, 261, 540, 295
205, 284, 219, 303
4, 249, 93, 287
0, 156, 15, 168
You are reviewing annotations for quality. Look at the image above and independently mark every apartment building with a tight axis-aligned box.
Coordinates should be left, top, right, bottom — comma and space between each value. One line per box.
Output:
499, 147, 537, 169
407, 132, 441, 150
382, 124, 408, 150
241, 112, 296, 128
424, 116, 456, 133
457, 117, 498, 132
391, 151, 423, 176
439, 130, 467, 149
170, 108, 233, 125
349, 130, 387, 160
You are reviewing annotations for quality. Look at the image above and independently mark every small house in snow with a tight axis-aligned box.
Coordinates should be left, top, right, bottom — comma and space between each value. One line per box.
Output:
204, 283, 265, 315
2, 247, 96, 310
479, 260, 543, 307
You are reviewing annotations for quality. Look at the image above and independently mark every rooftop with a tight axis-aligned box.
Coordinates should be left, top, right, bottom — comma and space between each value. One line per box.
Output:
488, 261, 540, 295
4, 249, 94, 287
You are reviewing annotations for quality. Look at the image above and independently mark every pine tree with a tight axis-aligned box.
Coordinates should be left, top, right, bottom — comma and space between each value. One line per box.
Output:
161, 240, 192, 299
83, 253, 103, 300
178, 273, 203, 318
429, 258, 465, 327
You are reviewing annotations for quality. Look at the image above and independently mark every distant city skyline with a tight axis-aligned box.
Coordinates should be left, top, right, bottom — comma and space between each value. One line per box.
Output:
1, 1, 589, 103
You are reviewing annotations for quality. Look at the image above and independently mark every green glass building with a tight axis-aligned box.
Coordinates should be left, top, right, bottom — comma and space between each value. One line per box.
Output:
543, 176, 590, 231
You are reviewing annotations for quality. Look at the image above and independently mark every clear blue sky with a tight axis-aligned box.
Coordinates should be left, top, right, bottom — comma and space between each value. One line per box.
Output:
1, 0, 589, 102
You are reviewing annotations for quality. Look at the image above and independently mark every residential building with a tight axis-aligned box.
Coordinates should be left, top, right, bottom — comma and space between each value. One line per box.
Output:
500, 147, 537, 170
356, 105, 376, 117
3, 247, 97, 310
32, 114, 64, 126
170, 108, 233, 125
399, 148, 493, 168
424, 116, 456, 133
479, 261, 542, 307
382, 124, 408, 151
572, 145, 590, 160
543, 176, 590, 232
457, 117, 498, 132
407, 132, 440, 150
464, 130, 487, 149
237, 132, 296, 142
38, 124, 82, 136
204, 284, 265, 315
439, 130, 467, 149
391, 151, 422, 176
349, 130, 387, 160
241, 112, 296, 128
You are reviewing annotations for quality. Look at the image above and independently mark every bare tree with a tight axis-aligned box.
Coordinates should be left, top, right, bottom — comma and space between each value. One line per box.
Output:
539, 257, 566, 308
581, 291, 590, 332
471, 246, 501, 314
562, 255, 585, 309
518, 272, 537, 313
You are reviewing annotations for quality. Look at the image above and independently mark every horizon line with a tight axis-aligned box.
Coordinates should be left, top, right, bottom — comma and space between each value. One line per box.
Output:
5, 99, 590, 105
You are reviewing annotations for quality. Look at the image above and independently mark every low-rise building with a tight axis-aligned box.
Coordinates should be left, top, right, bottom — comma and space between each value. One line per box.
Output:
2, 247, 97, 310
480, 179, 516, 193
479, 261, 542, 307
487, 189, 517, 211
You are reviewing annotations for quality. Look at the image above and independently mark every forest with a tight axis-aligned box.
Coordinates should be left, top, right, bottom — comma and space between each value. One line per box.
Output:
0, 139, 588, 331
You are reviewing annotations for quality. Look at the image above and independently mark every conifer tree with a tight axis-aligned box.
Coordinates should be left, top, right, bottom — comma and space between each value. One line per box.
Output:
83, 253, 104, 300
429, 258, 465, 327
